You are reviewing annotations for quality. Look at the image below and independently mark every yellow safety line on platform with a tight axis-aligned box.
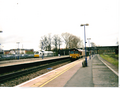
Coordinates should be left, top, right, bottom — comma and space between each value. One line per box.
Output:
39, 59, 83, 87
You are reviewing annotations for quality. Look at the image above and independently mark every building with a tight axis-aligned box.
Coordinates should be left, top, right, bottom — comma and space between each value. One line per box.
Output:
4, 49, 34, 55
25, 49, 34, 54
4, 50, 10, 55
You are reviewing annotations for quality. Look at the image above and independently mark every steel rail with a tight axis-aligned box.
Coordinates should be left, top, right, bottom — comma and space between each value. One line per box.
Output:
0, 57, 70, 83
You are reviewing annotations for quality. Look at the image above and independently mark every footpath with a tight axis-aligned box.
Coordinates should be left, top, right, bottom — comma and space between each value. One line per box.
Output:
64, 54, 119, 87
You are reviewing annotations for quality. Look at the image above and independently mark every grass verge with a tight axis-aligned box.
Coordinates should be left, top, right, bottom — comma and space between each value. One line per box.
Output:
100, 54, 119, 67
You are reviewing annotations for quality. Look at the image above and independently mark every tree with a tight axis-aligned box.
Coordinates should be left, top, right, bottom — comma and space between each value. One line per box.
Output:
40, 35, 48, 50
47, 33, 52, 51
39, 34, 52, 51
52, 35, 59, 51
61, 32, 71, 49
70, 35, 81, 48
61, 32, 82, 49
58, 36, 62, 55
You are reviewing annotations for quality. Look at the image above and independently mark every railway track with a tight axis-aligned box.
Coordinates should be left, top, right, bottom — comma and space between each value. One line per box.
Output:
0, 57, 70, 86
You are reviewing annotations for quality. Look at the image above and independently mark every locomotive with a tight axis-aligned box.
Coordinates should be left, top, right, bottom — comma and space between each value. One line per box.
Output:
69, 48, 85, 61
34, 51, 54, 58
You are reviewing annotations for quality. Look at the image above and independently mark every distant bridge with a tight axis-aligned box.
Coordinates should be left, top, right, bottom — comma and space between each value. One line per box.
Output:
80, 46, 119, 54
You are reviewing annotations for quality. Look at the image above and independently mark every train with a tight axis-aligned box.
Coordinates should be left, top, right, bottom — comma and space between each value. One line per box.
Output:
69, 48, 85, 61
34, 51, 54, 58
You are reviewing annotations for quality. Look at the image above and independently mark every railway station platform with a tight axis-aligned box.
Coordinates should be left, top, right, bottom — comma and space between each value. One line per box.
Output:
15, 54, 119, 87
0, 55, 69, 67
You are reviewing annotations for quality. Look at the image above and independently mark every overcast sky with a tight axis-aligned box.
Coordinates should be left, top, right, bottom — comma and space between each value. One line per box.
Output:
0, 0, 119, 51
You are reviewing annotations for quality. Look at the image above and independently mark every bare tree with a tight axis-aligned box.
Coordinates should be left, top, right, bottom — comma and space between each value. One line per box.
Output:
58, 36, 62, 49
39, 33, 53, 51
40, 32, 82, 51
73, 36, 80, 48
47, 33, 52, 51
39, 35, 48, 50
69, 35, 81, 48
62, 32, 82, 49
61, 32, 71, 49
52, 35, 59, 51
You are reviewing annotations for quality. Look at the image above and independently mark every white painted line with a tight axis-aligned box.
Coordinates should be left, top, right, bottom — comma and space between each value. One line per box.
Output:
14, 59, 77, 87
98, 55, 119, 76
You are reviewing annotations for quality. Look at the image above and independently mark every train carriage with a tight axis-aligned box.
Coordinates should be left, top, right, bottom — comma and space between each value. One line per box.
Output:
34, 51, 54, 58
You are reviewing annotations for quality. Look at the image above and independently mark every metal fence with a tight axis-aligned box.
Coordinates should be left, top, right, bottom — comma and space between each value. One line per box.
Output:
0, 54, 34, 60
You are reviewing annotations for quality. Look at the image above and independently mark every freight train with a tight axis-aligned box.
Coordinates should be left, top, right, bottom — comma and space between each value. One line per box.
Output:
69, 48, 85, 61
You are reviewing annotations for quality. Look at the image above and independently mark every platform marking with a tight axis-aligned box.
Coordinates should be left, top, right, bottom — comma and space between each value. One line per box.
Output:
15, 56, 70, 87
30, 61, 80, 87
30, 59, 82, 87
39, 60, 82, 87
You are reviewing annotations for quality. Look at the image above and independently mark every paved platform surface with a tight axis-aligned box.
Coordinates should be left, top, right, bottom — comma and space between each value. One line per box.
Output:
64, 56, 93, 87
15, 54, 119, 87
64, 54, 118, 87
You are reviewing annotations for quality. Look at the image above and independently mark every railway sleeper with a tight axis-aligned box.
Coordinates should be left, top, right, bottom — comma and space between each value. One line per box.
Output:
0, 58, 69, 83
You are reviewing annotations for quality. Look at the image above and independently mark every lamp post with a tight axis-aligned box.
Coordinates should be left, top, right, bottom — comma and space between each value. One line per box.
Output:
87, 38, 91, 59
80, 23, 89, 67
16, 42, 20, 60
